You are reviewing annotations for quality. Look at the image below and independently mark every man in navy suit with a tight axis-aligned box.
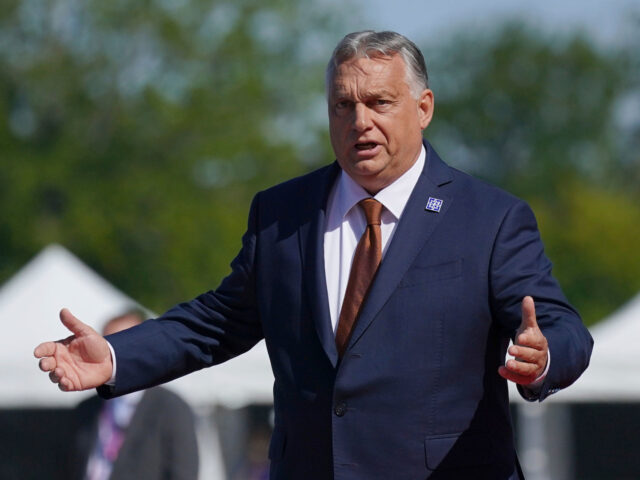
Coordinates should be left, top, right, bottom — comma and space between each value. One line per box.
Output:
36, 31, 592, 479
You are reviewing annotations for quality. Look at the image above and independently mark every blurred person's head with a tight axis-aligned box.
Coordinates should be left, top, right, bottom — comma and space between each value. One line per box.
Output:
102, 309, 145, 336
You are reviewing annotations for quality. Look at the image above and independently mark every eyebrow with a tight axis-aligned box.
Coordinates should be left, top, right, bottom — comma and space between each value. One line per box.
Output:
331, 87, 398, 99
369, 89, 398, 99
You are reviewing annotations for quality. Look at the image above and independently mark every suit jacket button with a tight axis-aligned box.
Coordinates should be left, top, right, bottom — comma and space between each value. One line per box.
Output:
334, 402, 347, 417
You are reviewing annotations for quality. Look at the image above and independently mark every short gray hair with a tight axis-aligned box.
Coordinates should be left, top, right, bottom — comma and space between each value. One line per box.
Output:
326, 30, 429, 98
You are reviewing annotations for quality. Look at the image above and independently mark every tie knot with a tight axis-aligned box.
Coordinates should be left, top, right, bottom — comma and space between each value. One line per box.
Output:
358, 198, 382, 226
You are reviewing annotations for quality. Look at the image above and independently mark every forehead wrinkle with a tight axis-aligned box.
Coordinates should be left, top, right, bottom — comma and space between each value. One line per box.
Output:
331, 85, 397, 99
330, 54, 409, 101
330, 73, 401, 101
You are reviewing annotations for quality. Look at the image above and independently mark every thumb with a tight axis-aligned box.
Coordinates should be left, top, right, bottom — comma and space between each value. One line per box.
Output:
59, 308, 91, 337
520, 296, 538, 330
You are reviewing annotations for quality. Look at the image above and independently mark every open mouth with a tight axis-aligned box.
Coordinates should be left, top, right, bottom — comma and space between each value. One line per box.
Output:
355, 142, 377, 151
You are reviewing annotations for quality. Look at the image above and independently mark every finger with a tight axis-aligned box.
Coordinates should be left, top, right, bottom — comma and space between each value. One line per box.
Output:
39, 357, 57, 372
515, 330, 547, 350
504, 358, 540, 377
49, 369, 62, 384
60, 375, 79, 392
498, 366, 538, 385
59, 308, 90, 337
34, 342, 57, 358
520, 296, 538, 330
58, 379, 70, 392
508, 345, 545, 364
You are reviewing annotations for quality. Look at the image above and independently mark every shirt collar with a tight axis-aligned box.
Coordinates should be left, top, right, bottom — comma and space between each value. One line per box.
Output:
334, 144, 426, 221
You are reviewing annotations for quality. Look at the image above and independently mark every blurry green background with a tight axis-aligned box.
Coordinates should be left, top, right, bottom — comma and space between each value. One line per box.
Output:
1, 0, 638, 326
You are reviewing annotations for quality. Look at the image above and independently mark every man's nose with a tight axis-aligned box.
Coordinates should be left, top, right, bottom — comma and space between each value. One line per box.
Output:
353, 103, 372, 132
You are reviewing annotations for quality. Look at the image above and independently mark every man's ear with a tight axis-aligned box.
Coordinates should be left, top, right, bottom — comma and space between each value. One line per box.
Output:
417, 89, 434, 130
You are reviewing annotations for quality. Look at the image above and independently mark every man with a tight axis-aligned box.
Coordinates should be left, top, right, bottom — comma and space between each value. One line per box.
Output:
35, 31, 592, 479
70, 311, 199, 480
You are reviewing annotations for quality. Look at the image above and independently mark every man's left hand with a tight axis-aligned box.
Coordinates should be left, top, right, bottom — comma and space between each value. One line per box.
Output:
498, 296, 548, 385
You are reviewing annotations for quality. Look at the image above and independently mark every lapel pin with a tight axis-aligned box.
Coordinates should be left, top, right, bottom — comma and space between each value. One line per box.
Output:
425, 197, 443, 213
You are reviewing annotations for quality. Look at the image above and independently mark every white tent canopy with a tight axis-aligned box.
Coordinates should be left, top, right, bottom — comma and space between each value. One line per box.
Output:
0, 244, 274, 409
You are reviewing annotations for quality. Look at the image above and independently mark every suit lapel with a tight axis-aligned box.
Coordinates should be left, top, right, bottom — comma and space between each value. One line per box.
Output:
298, 162, 341, 367
346, 142, 454, 351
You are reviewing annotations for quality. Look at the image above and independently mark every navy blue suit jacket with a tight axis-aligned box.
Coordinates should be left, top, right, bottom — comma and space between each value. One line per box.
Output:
102, 141, 592, 479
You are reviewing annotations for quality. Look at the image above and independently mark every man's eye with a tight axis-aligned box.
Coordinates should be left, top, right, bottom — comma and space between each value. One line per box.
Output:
336, 101, 351, 110
375, 99, 390, 106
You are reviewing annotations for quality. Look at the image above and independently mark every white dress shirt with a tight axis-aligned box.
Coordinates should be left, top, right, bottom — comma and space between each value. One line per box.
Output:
323, 146, 426, 332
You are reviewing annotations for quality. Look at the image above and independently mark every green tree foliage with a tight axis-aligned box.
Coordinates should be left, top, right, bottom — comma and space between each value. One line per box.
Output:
425, 25, 640, 325
1, 6, 638, 326
0, 0, 344, 310
532, 180, 640, 325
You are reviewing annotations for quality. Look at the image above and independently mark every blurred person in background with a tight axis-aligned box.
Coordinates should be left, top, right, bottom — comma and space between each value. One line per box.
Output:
231, 425, 271, 480
68, 310, 199, 480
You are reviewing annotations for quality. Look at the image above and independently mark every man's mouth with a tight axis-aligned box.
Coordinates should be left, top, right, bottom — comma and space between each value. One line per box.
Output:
355, 142, 377, 151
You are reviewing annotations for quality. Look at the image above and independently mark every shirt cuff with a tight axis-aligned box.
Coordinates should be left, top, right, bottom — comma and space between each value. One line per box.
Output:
521, 348, 550, 395
105, 340, 117, 386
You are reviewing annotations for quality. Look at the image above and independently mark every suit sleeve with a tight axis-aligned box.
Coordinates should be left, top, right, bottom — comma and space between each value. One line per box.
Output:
99, 194, 264, 398
489, 200, 593, 401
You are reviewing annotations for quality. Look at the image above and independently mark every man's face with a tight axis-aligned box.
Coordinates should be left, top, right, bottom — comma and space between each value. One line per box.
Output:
328, 54, 434, 194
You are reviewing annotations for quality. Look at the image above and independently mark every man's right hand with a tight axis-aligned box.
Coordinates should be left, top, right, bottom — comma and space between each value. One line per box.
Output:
34, 309, 113, 392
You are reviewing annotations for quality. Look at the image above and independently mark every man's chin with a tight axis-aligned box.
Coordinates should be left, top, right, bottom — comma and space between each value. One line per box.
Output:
345, 167, 390, 193
346, 162, 382, 180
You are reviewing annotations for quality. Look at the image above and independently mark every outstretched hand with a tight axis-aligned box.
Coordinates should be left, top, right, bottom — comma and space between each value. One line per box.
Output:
34, 309, 113, 392
498, 296, 548, 385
